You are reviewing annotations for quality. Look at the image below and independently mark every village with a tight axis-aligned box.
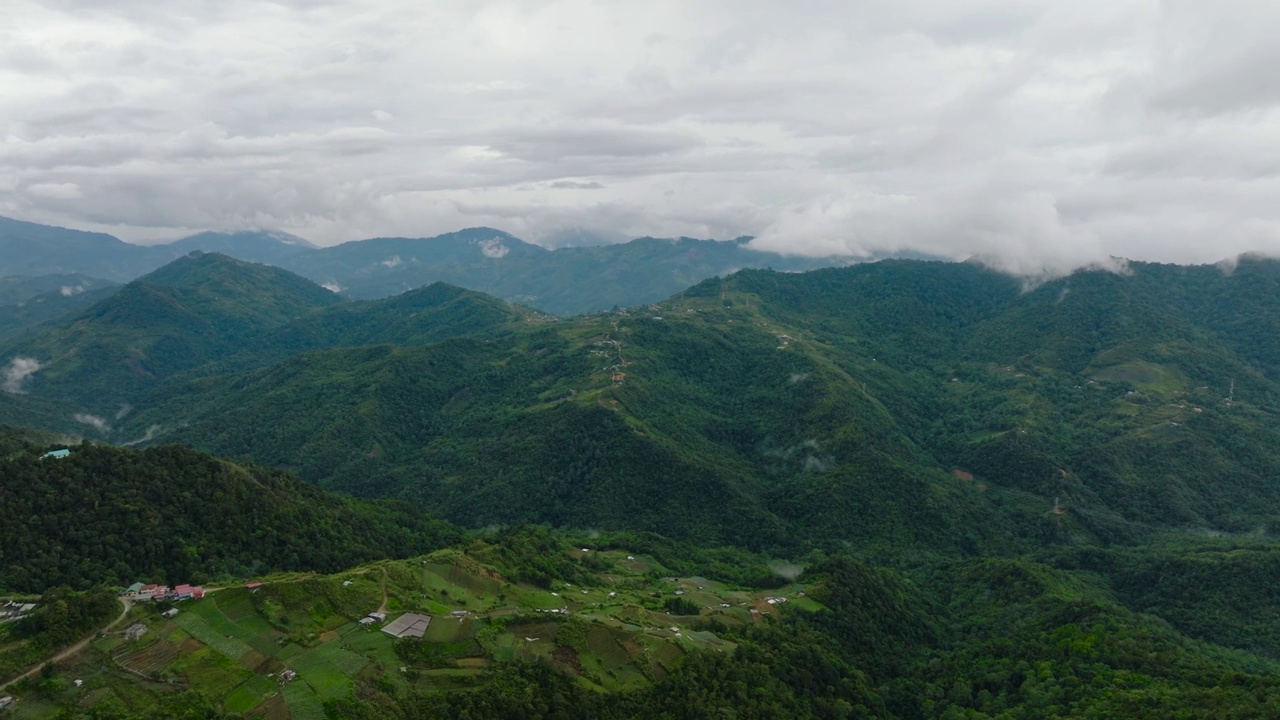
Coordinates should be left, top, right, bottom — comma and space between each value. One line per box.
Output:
0, 544, 818, 717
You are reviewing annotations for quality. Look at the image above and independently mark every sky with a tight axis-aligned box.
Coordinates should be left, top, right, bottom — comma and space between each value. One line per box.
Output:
2, 0, 1279, 275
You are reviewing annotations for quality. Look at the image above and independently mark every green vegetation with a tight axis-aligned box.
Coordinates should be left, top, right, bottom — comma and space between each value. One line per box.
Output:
6, 252, 1280, 715
0, 434, 461, 592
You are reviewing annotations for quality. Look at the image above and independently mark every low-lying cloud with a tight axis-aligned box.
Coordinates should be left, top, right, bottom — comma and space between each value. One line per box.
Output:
2, 357, 43, 394
73, 413, 111, 433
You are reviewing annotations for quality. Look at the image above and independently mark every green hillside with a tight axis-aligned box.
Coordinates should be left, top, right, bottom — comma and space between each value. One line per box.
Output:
7, 530, 1280, 719
0, 429, 460, 593
0, 275, 119, 344
94, 259, 1280, 563
0, 253, 343, 420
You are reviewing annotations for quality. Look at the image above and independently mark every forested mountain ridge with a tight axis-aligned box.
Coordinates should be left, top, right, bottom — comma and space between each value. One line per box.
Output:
0, 275, 119, 345
49, 255, 1272, 565
0, 216, 867, 316
278, 230, 859, 314
0, 253, 344, 421
0, 427, 461, 593
0, 216, 319, 281
7, 256, 1280, 560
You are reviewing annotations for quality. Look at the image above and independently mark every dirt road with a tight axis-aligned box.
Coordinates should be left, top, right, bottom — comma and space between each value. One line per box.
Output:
0, 598, 131, 692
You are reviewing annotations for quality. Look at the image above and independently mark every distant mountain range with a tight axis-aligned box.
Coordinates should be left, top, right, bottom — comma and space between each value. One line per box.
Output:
5, 250, 1280, 561
0, 215, 874, 315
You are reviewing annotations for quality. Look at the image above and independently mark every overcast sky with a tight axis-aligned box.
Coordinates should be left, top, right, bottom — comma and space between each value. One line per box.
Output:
2, 0, 1278, 274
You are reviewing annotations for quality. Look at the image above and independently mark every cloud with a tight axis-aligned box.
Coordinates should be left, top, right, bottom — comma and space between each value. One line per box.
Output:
2, 357, 43, 394
477, 237, 509, 259
3, 0, 1279, 273
548, 180, 605, 190
73, 413, 111, 433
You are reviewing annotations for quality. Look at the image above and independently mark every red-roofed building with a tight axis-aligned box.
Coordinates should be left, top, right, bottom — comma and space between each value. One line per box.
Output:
172, 584, 204, 600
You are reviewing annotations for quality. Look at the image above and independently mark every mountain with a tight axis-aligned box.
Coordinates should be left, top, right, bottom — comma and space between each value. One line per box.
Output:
0, 274, 115, 306
279, 227, 550, 294
0, 253, 343, 422
0, 216, 170, 281
0, 216, 319, 283
0, 429, 460, 593
7, 258, 1280, 717
1, 216, 875, 316
0, 275, 120, 344
280, 229, 858, 314
165, 229, 319, 265
89, 258, 1280, 559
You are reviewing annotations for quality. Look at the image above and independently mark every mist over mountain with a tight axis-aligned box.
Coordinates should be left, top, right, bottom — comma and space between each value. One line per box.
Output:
0, 216, 319, 281
0, 216, 867, 315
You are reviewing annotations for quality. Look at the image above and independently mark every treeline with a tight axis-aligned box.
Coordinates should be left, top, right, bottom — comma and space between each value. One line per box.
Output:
0, 437, 462, 592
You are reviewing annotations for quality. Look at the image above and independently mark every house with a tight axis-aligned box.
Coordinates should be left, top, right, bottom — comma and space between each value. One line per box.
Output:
125, 624, 148, 640
450, 610, 468, 618
359, 617, 377, 627
123, 582, 145, 595
162, 609, 180, 619
1, 602, 36, 620
137, 584, 167, 601
369, 612, 386, 622
40, 449, 70, 460
0, 696, 14, 709
342, 581, 353, 587
279, 669, 297, 684
172, 584, 204, 600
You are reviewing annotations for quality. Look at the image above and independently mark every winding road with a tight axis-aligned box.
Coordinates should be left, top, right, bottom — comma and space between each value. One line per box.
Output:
0, 598, 132, 693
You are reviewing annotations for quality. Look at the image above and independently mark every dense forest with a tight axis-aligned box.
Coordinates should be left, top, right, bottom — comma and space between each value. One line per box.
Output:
0, 430, 461, 592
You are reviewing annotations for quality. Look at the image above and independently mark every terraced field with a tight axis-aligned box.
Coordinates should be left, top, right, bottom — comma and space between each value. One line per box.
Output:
3, 545, 816, 717
173, 613, 252, 661
282, 680, 326, 720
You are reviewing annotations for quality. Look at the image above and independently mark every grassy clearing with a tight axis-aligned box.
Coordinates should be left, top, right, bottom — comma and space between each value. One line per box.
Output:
173, 613, 251, 661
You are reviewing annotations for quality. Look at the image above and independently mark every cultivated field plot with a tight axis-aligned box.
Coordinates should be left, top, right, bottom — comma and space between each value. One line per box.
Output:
172, 647, 253, 699
224, 674, 277, 716
173, 613, 252, 661
423, 616, 474, 644
198, 595, 281, 656
282, 680, 327, 720
343, 628, 399, 669
586, 626, 632, 671
115, 639, 181, 676
10, 697, 57, 719
289, 643, 356, 701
